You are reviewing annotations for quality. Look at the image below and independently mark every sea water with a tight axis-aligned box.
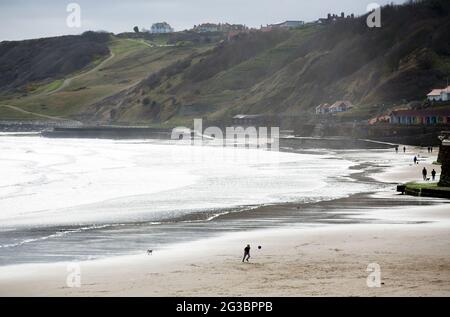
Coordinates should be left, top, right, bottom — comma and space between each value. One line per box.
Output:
0, 136, 376, 265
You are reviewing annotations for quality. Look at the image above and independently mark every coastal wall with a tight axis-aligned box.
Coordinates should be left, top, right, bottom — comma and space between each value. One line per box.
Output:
292, 121, 447, 146
280, 137, 395, 149
438, 141, 450, 187
0, 120, 81, 132
41, 127, 173, 139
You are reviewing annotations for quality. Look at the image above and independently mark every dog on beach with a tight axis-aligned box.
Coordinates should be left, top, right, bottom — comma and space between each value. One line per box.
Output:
147, 249, 153, 255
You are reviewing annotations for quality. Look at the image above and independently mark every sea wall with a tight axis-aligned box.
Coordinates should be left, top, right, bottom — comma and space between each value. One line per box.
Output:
41, 126, 173, 139
292, 121, 446, 146
438, 141, 450, 187
280, 137, 396, 149
0, 120, 81, 132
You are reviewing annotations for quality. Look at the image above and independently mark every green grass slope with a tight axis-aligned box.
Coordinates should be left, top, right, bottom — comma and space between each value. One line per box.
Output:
0, 37, 214, 121
1, 0, 449, 126
0, 32, 110, 94
87, 0, 450, 126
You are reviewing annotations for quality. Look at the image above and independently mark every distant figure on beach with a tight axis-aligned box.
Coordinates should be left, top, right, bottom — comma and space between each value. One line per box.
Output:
395, 147, 398, 153
242, 244, 251, 262
432, 169, 436, 181
430, 147, 433, 153
414, 156, 418, 164
422, 167, 428, 181
403, 146, 406, 153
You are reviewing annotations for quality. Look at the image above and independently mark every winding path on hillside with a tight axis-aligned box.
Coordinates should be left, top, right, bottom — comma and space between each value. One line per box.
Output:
38, 40, 172, 97
132, 39, 154, 48
1, 41, 166, 122
44, 50, 116, 96
128, 38, 176, 48
0, 61, 115, 122
0, 104, 80, 124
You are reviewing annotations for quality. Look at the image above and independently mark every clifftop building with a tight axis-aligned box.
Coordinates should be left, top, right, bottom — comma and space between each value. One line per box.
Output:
193, 23, 220, 33
261, 20, 304, 31
317, 12, 355, 24
389, 109, 450, 125
192, 23, 248, 33
151, 22, 174, 34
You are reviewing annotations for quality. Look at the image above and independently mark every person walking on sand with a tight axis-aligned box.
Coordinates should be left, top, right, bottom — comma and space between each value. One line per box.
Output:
242, 244, 251, 262
403, 146, 406, 153
395, 147, 398, 154
414, 156, 418, 164
422, 167, 427, 181
432, 169, 436, 181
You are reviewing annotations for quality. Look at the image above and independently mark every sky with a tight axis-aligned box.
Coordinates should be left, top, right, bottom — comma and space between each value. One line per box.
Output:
0, 0, 407, 41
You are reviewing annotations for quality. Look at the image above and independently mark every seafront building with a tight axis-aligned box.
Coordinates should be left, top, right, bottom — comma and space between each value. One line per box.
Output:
389, 109, 450, 125
315, 101, 353, 115
315, 103, 331, 115
427, 86, 450, 102
329, 101, 354, 113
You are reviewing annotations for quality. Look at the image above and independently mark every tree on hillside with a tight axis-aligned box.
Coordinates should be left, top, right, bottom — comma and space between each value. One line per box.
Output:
133, 26, 139, 33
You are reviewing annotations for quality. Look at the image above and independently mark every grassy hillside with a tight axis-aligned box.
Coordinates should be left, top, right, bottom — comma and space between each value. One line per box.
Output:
0, 32, 110, 94
80, 0, 450, 126
0, 36, 214, 121
1, 0, 449, 126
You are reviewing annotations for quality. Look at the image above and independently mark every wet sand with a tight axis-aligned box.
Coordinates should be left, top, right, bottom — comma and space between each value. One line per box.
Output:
1, 203, 449, 297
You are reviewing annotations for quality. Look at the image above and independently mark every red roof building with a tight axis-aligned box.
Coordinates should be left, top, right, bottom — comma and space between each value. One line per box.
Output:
315, 103, 330, 115
427, 86, 450, 102
329, 101, 353, 113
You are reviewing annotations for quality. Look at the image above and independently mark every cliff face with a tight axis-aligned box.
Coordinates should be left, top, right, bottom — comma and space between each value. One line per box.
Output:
0, 32, 110, 93
438, 141, 450, 187
86, 0, 450, 125
1, 1, 449, 125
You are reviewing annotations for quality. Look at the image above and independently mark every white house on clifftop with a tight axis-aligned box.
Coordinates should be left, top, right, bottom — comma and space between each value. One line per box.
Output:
151, 22, 174, 34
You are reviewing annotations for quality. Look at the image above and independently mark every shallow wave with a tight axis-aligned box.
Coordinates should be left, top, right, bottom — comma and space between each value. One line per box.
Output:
0, 137, 382, 265
0, 137, 366, 227
0, 224, 120, 249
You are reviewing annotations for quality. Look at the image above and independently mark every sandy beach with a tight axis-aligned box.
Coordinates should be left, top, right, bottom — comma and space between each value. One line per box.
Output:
0, 145, 449, 297
0, 204, 449, 297
2, 0, 450, 300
